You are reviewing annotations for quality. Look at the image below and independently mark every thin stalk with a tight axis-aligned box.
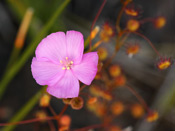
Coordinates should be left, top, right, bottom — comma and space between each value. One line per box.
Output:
89, 0, 107, 51
0, 116, 55, 127
129, 31, 161, 57
125, 85, 150, 112
48, 105, 57, 117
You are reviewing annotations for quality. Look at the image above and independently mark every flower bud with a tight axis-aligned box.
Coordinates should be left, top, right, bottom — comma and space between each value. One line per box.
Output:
39, 94, 51, 107
109, 65, 121, 77
35, 111, 47, 122
59, 115, 71, 127
98, 47, 108, 60
131, 104, 144, 118
109, 126, 121, 131
154, 16, 166, 29
110, 102, 124, 115
126, 44, 140, 58
114, 75, 126, 86
127, 19, 140, 31
88, 97, 97, 105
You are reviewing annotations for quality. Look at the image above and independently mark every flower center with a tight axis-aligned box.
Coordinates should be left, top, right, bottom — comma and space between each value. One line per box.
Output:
60, 57, 73, 70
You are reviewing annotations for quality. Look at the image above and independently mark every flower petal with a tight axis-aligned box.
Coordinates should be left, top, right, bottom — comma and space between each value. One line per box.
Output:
47, 70, 79, 98
66, 31, 84, 64
31, 57, 65, 86
72, 52, 98, 85
35, 32, 67, 64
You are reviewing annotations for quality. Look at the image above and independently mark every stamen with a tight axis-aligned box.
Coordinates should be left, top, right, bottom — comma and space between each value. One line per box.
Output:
66, 57, 68, 60
70, 61, 73, 64
62, 67, 66, 70
67, 67, 70, 70
60, 60, 63, 64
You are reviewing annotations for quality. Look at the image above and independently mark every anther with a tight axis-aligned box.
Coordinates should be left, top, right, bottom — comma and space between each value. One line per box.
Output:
67, 67, 70, 70
66, 57, 68, 60
70, 61, 73, 64
62, 67, 66, 70
60, 60, 63, 64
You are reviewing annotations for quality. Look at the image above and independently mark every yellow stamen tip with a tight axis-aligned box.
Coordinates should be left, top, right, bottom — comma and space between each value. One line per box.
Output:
66, 57, 68, 60
70, 61, 73, 64
60, 60, 63, 64
62, 67, 66, 70
67, 67, 70, 70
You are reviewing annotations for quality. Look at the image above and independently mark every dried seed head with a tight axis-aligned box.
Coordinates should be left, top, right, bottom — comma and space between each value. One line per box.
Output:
131, 104, 144, 118
62, 98, 72, 105
70, 97, 84, 110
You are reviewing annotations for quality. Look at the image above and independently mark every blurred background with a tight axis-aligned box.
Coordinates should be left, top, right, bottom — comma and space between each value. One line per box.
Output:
0, 0, 175, 130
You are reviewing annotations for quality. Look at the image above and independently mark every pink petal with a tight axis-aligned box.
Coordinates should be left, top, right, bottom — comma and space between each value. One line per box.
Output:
31, 57, 65, 86
47, 70, 79, 98
66, 31, 84, 64
72, 52, 98, 85
35, 32, 67, 64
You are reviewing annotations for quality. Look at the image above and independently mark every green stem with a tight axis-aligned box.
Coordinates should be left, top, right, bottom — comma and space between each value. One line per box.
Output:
0, 0, 71, 100
1, 87, 46, 131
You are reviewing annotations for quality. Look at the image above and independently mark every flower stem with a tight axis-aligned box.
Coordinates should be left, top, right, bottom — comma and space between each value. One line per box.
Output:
0, 116, 55, 127
48, 105, 57, 117
116, 1, 129, 32
128, 31, 161, 57
124, 85, 150, 112
89, 0, 107, 51
0, 0, 71, 100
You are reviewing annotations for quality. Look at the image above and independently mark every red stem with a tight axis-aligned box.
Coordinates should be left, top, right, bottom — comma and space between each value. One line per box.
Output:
80, 84, 86, 91
48, 120, 56, 131
89, 0, 107, 51
48, 105, 57, 116
128, 31, 161, 57
0, 116, 56, 126
58, 104, 68, 118
0, 105, 69, 127
125, 85, 150, 113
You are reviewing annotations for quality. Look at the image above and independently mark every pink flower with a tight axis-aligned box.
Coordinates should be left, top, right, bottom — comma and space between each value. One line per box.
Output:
31, 31, 98, 98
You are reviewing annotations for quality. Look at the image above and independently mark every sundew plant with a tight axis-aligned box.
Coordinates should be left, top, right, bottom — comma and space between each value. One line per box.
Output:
0, 0, 175, 130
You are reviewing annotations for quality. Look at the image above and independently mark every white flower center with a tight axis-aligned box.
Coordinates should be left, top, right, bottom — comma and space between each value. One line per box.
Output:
60, 57, 73, 70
